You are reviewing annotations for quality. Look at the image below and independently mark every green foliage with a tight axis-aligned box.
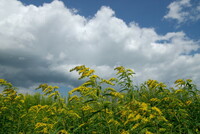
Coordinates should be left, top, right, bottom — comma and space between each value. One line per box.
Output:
0, 66, 200, 134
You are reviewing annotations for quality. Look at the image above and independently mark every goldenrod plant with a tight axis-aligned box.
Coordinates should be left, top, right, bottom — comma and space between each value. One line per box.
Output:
0, 65, 199, 134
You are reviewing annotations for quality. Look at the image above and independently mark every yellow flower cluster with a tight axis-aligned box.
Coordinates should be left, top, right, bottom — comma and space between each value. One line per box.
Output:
150, 98, 160, 102
152, 106, 162, 115
108, 119, 120, 126
70, 65, 95, 79
145, 131, 154, 134
175, 89, 184, 94
57, 130, 69, 134
110, 91, 124, 98
131, 123, 140, 130
35, 122, 53, 134
68, 95, 79, 101
140, 102, 148, 111
101, 79, 115, 85
186, 100, 192, 105
81, 104, 92, 111
0, 66, 199, 134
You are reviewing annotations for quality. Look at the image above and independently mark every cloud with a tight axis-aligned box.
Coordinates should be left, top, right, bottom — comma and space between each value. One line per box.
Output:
0, 0, 200, 91
164, 0, 200, 24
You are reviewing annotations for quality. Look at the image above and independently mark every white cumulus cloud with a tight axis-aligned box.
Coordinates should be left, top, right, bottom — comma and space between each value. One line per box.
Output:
0, 0, 200, 91
164, 0, 200, 24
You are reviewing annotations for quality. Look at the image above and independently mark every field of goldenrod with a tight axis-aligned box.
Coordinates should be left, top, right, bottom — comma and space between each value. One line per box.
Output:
0, 65, 200, 134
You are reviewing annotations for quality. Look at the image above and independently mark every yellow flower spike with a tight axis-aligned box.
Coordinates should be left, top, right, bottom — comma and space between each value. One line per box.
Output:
81, 105, 92, 111
128, 113, 135, 119
43, 86, 51, 92
105, 87, 116, 92
58, 108, 66, 114
162, 97, 170, 101
4, 98, 10, 102
35, 122, 47, 129
20, 100, 24, 103
126, 69, 135, 74
145, 130, 154, 134
175, 89, 184, 94
109, 77, 118, 82
74, 65, 85, 71
14, 95, 20, 100
186, 100, 192, 105
69, 95, 79, 101
45, 88, 55, 95
131, 123, 140, 130
108, 119, 120, 126
41, 105, 49, 110
54, 86, 59, 89
49, 124, 53, 129
121, 110, 128, 117
141, 117, 149, 123
149, 114, 155, 119
57, 130, 69, 134
90, 75, 98, 78
140, 102, 148, 111
115, 66, 125, 74
68, 110, 81, 118
152, 106, 162, 115
82, 81, 93, 86
36, 83, 48, 91
78, 68, 88, 74
175, 79, 185, 87
175, 79, 184, 83
158, 116, 168, 122
88, 69, 95, 75
102, 79, 115, 85
3, 88, 14, 94
121, 129, 130, 134
82, 69, 93, 76
134, 114, 141, 121
43, 117, 49, 122
186, 79, 192, 83
0, 79, 5, 83
159, 128, 166, 132
110, 91, 124, 98
157, 82, 166, 88
0, 79, 13, 87
48, 91, 60, 98
41, 127, 48, 134
105, 108, 113, 115
150, 98, 160, 102
68, 91, 73, 95
73, 86, 87, 93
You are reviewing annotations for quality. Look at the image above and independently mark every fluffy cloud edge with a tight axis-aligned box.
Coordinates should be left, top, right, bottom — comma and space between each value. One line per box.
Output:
164, 0, 200, 24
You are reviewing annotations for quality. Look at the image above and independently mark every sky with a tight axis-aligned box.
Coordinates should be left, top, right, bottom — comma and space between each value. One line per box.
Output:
0, 0, 200, 94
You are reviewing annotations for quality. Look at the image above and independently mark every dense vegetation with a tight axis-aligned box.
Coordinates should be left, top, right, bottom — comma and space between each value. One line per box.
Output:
0, 65, 200, 134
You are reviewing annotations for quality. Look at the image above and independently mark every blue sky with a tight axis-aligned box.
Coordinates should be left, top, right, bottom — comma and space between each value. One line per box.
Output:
0, 0, 200, 94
